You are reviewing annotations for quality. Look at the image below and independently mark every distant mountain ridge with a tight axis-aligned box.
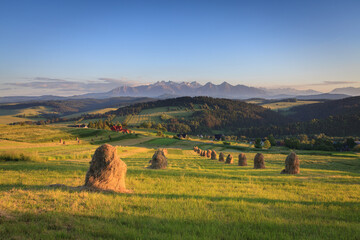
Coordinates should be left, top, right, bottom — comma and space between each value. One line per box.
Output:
330, 87, 360, 96
1, 80, 356, 103
76, 81, 326, 99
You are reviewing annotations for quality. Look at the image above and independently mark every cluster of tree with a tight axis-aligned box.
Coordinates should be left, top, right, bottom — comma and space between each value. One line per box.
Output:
283, 134, 357, 151
139, 121, 167, 132
87, 115, 122, 130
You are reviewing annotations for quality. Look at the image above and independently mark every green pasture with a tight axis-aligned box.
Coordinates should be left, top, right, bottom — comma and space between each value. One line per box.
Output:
0, 125, 359, 239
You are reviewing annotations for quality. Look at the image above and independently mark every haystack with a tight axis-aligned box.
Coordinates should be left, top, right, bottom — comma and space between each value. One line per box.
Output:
238, 153, 247, 166
148, 149, 168, 169
84, 144, 128, 192
159, 148, 168, 156
201, 150, 206, 157
193, 146, 198, 152
206, 150, 211, 158
281, 152, 300, 174
197, 148, 201, 154
254, 153, 265, 169
219, 152, 225, 162
211, 150, 217, 160
225, 154, 233, 164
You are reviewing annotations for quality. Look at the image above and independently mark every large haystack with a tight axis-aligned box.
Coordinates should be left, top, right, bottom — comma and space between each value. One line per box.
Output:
84, 144, 128, 192
211, 150, 217, 160
206, 150, 211, 158
281, 152, 300, 174
238, 153, 247, 166
219, 152, 225, 162
148, 149, 168, 169
225, 154, 233, 164
254, 153, 265, 169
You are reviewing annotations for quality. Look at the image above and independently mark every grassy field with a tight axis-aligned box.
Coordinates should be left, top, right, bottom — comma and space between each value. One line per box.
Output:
0, 125, 359, 239
260, 101, 320, 111
0, 106, 54, 124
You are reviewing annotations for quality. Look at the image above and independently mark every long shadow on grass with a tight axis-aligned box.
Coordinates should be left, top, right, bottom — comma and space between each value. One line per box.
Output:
0, 161, 87, 172
1, 207, 359, 239
135, 192, 360, 208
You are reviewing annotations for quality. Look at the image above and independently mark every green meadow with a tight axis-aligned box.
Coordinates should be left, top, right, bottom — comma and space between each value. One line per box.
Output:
0, 125, 359, 239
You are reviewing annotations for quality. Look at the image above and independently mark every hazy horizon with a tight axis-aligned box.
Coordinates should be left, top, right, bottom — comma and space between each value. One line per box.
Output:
1, 0, 360, 96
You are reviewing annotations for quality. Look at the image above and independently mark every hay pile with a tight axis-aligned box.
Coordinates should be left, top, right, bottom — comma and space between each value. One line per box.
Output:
281, 152, 300, 174
193, 146, 198, 152
201, 150, 206, 157
84, 144, 128, 192
254, 153, 265, 169
219, 152, 225, 162
225, 154, 233, 164
159, 148, 168, 156
148, 149, 168, 169
197, 148, 201, 154
211, 150, 217, 160
206, 150, 211, 158
238, 153, 247, 166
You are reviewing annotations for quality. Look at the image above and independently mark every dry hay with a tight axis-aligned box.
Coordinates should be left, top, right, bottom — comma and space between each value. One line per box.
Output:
238, 153, 247, 166
159, 148, 168, 156
84, 144, 129, 192
254, 153, 265, 169
219, 152, 225, 162
206, 150, 211, 158
225, 154, 233, 164
211, 150, 217, 160
281, 152, 300, 174
148, 149, 168, 169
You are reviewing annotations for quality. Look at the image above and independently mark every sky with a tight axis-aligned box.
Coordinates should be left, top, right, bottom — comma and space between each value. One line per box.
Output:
0, 0, 359, 96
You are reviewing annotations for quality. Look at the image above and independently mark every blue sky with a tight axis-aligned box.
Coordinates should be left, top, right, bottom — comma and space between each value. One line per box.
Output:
0, 0, 359, 96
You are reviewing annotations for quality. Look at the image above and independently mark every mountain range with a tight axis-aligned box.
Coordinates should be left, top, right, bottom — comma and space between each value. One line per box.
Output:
1, 81, 359, 103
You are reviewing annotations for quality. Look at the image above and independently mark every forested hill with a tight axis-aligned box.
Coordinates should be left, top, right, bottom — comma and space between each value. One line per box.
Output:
0, 97, 154, 115
289, 96, 360, 121
109, 96, 289, 133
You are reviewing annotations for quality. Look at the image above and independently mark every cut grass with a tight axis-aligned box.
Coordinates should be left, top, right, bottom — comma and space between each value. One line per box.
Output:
0, 125, 359, 239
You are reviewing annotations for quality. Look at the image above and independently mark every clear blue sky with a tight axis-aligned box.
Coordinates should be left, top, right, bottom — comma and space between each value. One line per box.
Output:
0, 0, 359, 96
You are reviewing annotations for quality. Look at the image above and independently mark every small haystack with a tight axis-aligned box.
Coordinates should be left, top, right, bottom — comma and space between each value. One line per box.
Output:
201, 150, 206, 157
281, 152, 300, 174
238, 153, 247, 166
254, 153, 265, 169
206, 150, 211, 158
193, 146, 198, 152
159, 148, 168, 156
219, 152, 225, 162
59, 139, 63, 143
211, 150, 217, 160
148, 149, 168, 169
84, 144, 128, 192
197, 148, 201, 154
225, 154, 233, 164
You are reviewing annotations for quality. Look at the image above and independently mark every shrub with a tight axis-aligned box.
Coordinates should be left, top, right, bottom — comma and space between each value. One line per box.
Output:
254, 138, 262, 149
223, 141, 231, 146
263, 140, 271, 149
353, 145, 360, 152
284, 137, 300, 149
268, 134, 276, 146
